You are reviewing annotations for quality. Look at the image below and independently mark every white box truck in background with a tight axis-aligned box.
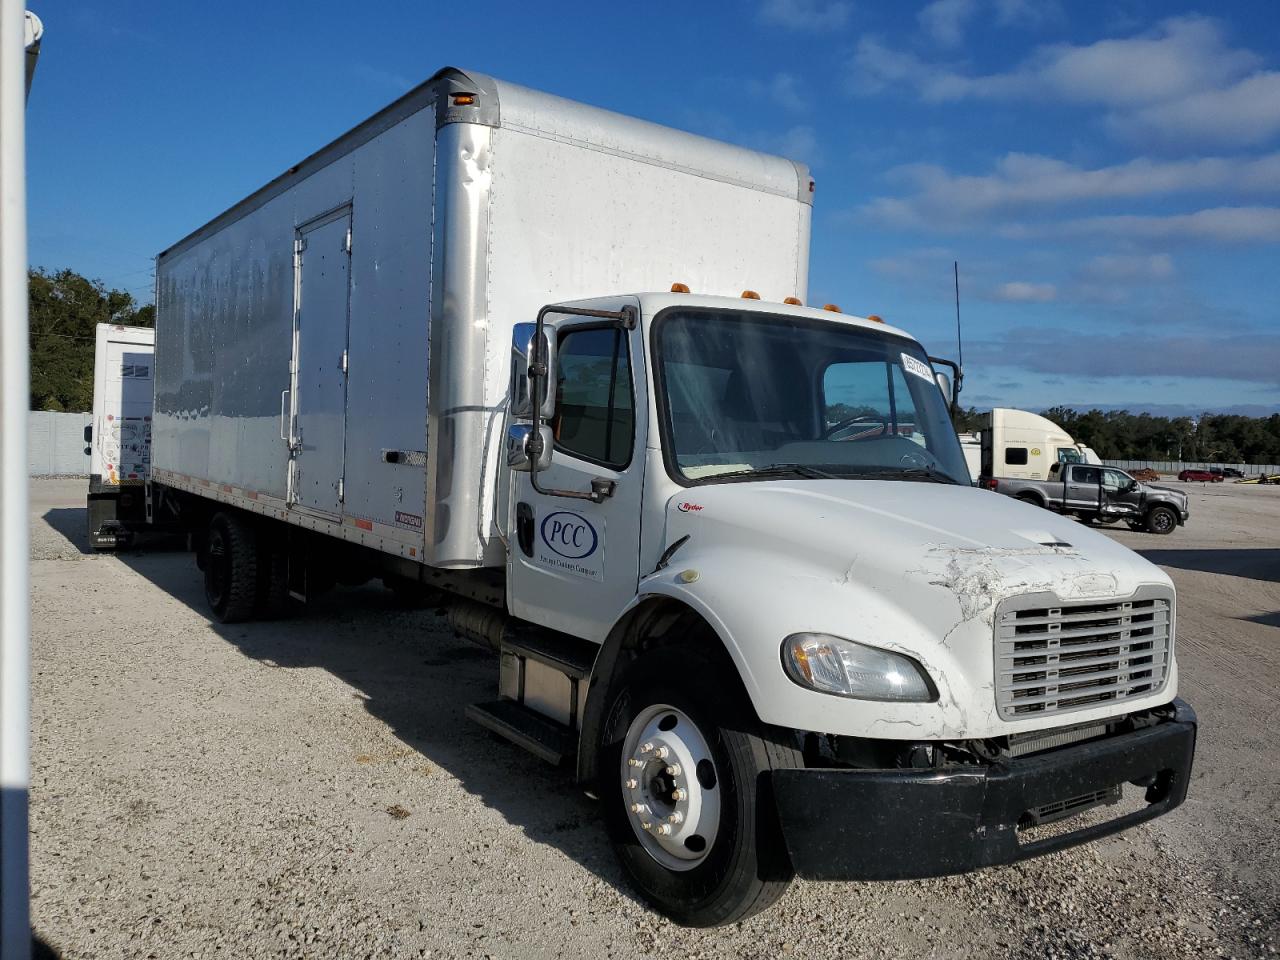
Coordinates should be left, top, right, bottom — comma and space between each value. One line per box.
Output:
145, 67, 1195, 926
86, 322, 154, 549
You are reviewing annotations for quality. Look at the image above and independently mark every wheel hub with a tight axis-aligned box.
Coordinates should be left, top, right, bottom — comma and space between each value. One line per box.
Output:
620, 704, 719, 870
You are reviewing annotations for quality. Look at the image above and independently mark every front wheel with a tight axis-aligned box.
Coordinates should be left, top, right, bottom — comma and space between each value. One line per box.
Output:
1146, 505, 1178, 535
599, 653, 800, 927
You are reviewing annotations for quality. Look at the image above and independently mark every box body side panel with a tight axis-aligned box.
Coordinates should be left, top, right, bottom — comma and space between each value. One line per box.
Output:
153, 108, 434, 544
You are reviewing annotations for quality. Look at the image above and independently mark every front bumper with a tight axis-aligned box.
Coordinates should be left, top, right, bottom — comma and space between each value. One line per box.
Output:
773, 699, 1196, 881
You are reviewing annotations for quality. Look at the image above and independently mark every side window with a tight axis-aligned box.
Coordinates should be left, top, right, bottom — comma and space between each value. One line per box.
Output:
1102, 469, 1127, 491
554, 327, 633, 468
1075, 466, 1101, 484
1005, 447, 1029, 465
822, 361, 926, 445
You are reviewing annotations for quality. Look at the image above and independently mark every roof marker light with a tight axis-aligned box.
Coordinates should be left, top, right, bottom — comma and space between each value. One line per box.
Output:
671, 282, 690, 293
741, 290, 761, 300
823, 304, 842, 313
783, 297, 802, 305
867, 314, 885, 323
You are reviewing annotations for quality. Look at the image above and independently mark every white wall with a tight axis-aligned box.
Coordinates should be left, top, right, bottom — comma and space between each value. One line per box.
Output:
27, 411, 90, 476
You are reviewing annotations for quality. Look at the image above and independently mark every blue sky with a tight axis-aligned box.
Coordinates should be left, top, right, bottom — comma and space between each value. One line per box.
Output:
26, 0, 1280, 416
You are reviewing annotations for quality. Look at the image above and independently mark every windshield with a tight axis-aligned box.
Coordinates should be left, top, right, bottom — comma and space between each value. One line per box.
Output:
653, 309, 970, 485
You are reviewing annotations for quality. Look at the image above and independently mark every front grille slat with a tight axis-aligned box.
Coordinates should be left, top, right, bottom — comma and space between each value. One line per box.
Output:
994, 591, 1173, 720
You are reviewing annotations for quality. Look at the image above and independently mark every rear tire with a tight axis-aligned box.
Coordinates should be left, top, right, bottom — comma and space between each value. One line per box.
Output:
598, 649, 800, 927
204, 512, 258, 623
1145, 505, 1178, 535
254, 537, 292, 619
1016, 492, 1043, 508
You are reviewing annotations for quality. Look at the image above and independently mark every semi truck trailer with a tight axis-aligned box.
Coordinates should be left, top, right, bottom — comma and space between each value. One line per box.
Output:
146, 67, 1195, 926
86, 322, 154, 549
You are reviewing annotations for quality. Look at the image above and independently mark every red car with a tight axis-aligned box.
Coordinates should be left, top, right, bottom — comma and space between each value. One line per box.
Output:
1178, 469, 1223, 482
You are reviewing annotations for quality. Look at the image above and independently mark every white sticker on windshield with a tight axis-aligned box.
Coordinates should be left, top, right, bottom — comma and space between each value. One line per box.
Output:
901, 353, 934, 383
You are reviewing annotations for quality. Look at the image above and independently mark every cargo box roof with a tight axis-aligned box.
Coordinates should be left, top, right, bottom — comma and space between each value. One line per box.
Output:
158, 67, 813, 262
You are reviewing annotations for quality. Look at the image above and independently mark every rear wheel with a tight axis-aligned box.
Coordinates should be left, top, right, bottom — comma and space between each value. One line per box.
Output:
1016, 492, 1043, 507
1146, 505, 1178, 535
599, 651, 800, 927
204, 512, 258, 623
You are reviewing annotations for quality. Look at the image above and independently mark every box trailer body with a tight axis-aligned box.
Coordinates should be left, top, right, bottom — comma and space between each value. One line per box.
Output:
148, 68, 1194, 927
152, 68, 811, 571
87, 323, 154, 548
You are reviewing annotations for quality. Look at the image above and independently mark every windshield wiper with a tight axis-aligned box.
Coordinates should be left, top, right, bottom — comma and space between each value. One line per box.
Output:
882, 466, 960, 485
706, 463, 839, 481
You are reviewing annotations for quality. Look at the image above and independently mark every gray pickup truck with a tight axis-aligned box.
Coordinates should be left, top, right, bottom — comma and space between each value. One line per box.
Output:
981, 462, 1190, 534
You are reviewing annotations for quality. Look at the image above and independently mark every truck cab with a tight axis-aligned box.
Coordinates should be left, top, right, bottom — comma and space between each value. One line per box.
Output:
491, 292, 1195, 924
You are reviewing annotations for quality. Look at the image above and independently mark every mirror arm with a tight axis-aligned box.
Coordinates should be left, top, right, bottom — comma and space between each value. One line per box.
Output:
528, 303, 636, 504
928, 356, 963, 414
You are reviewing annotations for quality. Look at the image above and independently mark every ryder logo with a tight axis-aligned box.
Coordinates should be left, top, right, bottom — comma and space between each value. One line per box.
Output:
676, 501, 704, 513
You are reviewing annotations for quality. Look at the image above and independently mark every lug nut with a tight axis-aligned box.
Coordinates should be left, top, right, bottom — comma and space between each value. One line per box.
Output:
641, 822, 651, 831
625, 778, 638, 790
668, 812, 683, 824
641, 742, 654, 753
656, 824, 672, 836
627, 758, 641, 767
673, 788, 687, 802
653, 746, 669, 759
630, 802, 643, 814
665, 764, 681, 777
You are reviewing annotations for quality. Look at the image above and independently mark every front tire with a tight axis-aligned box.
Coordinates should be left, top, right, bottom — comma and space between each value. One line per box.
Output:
1146, 505, 1178, 535
599, 651, 800, 927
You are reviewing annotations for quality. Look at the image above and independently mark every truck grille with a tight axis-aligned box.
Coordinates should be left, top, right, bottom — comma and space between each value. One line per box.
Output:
995, 590, 1172, 720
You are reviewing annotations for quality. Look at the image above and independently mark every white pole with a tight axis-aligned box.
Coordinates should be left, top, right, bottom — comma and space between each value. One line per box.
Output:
0, 5, 34, 958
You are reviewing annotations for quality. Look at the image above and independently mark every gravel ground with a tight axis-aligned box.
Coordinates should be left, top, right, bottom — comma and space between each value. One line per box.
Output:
27, 477, 1280, 959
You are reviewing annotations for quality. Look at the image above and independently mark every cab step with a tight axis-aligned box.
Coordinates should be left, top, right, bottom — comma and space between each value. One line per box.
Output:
502, 625, 597, 680
465, 699, 576, 765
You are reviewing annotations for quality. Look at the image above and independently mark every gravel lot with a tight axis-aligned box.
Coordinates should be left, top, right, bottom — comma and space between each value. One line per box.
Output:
27, 477, 1280, 959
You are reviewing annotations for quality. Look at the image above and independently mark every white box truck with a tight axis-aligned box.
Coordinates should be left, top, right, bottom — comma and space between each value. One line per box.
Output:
86, 322, 154, 549
147, 67, 1195, 926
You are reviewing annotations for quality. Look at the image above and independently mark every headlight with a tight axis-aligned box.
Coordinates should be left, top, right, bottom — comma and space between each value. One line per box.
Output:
781, 633, 936, 702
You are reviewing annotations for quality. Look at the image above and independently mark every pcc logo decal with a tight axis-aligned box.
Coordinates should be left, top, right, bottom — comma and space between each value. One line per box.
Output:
536, 510, 605, 581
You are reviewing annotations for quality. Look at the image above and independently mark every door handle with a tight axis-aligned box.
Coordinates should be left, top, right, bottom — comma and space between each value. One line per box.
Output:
516, 502, 535, 558
280, 389, 291, 443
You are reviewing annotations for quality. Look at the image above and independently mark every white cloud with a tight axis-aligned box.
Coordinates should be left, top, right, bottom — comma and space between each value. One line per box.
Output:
759, 0, 851, 31
1078, 254, 1175, 282
1120, 71, 1280, 147
991, 281, 1057, 302
1003, 207, 1280, 243
992, 0, 1062, 28
918, 0, 977, 48
849, 16, 1280, 146
770, 125, 821, 164
860, 152, 1280, 226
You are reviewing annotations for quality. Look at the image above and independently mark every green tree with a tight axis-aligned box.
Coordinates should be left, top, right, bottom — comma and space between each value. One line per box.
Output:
28, 268, 154, 411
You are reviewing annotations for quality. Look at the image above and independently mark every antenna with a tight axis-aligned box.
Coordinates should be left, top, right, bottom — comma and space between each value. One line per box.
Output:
953, 260, 963, 370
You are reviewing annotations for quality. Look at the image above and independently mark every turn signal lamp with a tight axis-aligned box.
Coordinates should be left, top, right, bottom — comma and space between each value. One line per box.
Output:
867, 314, 885, 324
670, 282, 690, 293
451, 93, 476, 106
741, 290, 761, 300
823, 304, 842, 313
783, 297, 802, 305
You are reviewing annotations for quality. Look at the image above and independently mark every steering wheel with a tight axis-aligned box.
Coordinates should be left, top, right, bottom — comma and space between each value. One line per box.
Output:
822, 415, 888, 441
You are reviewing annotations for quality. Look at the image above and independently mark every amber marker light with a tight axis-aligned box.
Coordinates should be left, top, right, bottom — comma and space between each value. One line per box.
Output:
823, 304, 842, 312
783, 297, 802, 305
867, 314, 885, 323
741, 290, 761, 300
670, 282, 690, 293
451, 94, 476, 106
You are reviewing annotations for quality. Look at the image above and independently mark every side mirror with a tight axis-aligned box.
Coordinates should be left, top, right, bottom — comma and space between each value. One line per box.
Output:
506, 423, 554, 473
934, 371, 953, 406
510, 322, 557, 420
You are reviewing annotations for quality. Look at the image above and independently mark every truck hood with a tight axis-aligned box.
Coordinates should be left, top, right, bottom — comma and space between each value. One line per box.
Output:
659, 479, 1175, 739
666, 479, 1163, 599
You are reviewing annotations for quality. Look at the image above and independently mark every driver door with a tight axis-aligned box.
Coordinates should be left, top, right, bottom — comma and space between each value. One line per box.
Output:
508, 313, 648, 643
1100, 468, 1141, 520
